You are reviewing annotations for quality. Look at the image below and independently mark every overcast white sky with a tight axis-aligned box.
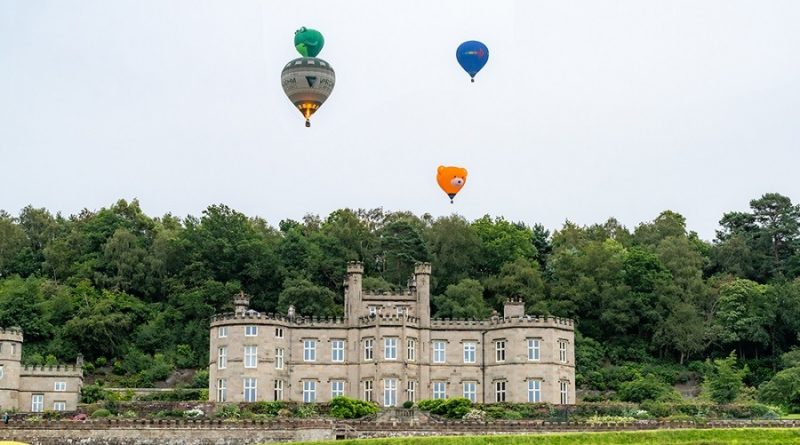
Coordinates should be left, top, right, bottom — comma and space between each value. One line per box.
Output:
1, 1, 799, 240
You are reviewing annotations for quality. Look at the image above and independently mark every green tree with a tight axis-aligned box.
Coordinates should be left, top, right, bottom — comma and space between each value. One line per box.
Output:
277, 277, 341, 317
432, 279, 491, 319
705, 351, 748, 404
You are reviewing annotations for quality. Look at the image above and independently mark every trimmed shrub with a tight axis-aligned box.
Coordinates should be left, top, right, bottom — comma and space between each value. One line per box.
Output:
402, 400, 414, 409
618, 374, 681, 403
329, 396, 379, 419
90, 408, 111, 418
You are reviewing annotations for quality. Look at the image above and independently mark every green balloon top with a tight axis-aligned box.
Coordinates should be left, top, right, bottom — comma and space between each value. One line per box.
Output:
294, 27, 325, 57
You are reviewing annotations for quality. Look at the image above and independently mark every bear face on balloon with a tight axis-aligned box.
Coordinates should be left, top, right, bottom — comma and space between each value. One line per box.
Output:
437, 166, 468, 203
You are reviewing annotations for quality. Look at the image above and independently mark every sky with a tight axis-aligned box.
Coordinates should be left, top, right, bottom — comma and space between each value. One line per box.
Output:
1, 1, 799, 240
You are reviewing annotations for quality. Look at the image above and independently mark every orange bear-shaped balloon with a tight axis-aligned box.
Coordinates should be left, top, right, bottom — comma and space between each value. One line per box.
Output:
437, 165, 468, 203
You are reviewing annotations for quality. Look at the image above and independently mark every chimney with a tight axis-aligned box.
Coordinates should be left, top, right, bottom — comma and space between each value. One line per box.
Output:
233, 291, 250, 316
503, 297, 525, 318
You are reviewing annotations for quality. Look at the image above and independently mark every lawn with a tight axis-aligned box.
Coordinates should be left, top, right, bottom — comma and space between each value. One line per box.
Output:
293, 428, 800, 445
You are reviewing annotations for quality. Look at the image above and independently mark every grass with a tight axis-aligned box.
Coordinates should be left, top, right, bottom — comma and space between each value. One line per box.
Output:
782, 414, 800, 420
292, 428, 800, 445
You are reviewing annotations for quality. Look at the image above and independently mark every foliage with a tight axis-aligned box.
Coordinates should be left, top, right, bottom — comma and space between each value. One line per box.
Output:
704, 352, 748, 404
759, 367, 800, 412
90, 408, 112, 418
617, 374, 681, 403
329, 396, 379, 419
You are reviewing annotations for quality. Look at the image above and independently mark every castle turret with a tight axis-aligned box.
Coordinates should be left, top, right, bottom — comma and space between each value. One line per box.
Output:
0, 327, 23, 410
503, 297, 525, 318
345, 261, 363, 325
414, 263, 431, 328
233, 291, 250, 316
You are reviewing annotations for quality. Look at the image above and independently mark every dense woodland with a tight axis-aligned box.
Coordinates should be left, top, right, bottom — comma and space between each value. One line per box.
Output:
1, 193, 800, 402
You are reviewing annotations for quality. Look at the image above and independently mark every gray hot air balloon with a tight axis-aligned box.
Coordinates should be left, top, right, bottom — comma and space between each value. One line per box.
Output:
281, 58, 336, 127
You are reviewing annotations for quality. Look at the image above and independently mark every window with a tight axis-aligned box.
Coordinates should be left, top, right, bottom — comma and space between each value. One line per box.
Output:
53, 401, 66, 411
11, 344, 16, 354
368, 306, 377, 316
31, 394, 44, 412
275, 327, 284, 338
54, 381, 66, 392
363, 380, 374, 402
217, 347, 227, 370
463, 382, 477, 403
433, 381, 447, 400
274, 380, 284, 401
559, 341, 568, 363
304, 339, 317, 362
331, 380, 345, 398
495, 381, 507, 402
217, 379, 227, 402
364, 339, 374, 361
528, 339, 541, 361
275, 348, 284, 370
243, 378, 257, 402
406, 381, 416, 403
528, 380, 541, 403
0, 365, 3, 380
332, 340, 345, 363
303, 381, 316, 403
560, 381, 569, 404
245, 325, 258, 337
463, 342, 476, 363
384, 378, 397, 407
396, 306, 407, 316
384, 337, 398, 360
218, 326, 228, 338
407, 338, 416, 361
244, 345, 258, 368
433, 341, 446, 363
495, 340, 506, 362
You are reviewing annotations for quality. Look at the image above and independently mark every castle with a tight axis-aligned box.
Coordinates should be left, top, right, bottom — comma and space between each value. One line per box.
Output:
0, 327, 83, 413
208, 262, 575, 406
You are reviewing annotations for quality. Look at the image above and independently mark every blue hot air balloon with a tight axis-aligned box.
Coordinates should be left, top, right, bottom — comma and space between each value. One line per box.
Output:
456, 40, 489, 82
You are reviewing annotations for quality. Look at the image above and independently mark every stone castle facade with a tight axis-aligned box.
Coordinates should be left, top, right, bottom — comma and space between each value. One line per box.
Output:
0, 327, 83, 413
208, 262, 575, 406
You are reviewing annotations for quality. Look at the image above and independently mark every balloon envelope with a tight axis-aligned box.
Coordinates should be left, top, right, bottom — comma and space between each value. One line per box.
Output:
437, 166, 468, 202
456, 41, 489, 81
281, 58, 336, 127
294, 27, 325, 58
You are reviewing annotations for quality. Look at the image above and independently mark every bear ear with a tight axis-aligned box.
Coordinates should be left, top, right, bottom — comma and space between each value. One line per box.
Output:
438, 166, 445, 173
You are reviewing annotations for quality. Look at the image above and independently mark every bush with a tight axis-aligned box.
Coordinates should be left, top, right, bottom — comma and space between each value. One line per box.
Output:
618, 374, 680, 403
292, 404, 318, 418
192, 370, 209, 389
95, 357, 108, 367
758, 367, 800, 412
402, 400, 414, 409
247, 401, 286, 416
214, 404, 240, 419
705, 352, 747, 404
139, 389, 205, 402
416, 399, 444, 412
90, 408, 112, 418
329, 396, 379, 419
80, 384, 109, 403
417, 398, 473, 419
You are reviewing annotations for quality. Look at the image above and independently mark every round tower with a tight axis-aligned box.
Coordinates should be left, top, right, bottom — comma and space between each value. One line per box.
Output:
0, 327, 23, 410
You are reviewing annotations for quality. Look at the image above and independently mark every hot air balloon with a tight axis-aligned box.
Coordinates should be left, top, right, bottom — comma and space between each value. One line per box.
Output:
437, 165, 468, 203
456, 41, 489, 82
281, 27, 335, 127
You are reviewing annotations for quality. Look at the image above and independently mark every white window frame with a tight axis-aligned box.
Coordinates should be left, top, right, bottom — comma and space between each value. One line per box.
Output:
495, 340, 506, 363
407, 338, 416, 361
304, 339, 317, 362
54, 381, 66, 392
217, 378, 227, 402
244, 345, 258, 368
243, 378, 257, 402
245, 325, 258, 337
433, 341, 446, 364
384, 337, 398, 360
218, 326, 228, 338
406, 380, 416, 402
274, 380, 284, 401
53, 401, 66, 411
275, 327, 284, 338
384, 378, 397, 407
528, 338, 541, 361
331, 380, 345, 398
217, 347, 227, 370
332, 340, 345, 363
364, 338, 374, 361
303, 380, 316, 403
364, 380, 374, 402
433, 381, 447, 400
31, 394, 44, 412
495, 381, 507, 402
528, 379, 542, 403
275, 348, 284, 370
463, 381, 477, 403
560, 381, 569, 404
559, 341, 568, 363
0, 364, 4, 380
463, 342, 476, 364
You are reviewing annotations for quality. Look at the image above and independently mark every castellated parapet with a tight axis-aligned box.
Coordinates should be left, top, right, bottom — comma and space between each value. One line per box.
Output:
209, 263, 575, 407
0, 327, 83, 413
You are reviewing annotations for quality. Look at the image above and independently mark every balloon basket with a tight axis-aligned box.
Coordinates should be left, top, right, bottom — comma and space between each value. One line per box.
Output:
305, 120, 311, 128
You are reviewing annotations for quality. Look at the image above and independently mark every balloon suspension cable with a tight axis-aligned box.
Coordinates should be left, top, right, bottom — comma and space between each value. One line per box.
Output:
450, 198, 454, 204
305, 119, 311, 128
